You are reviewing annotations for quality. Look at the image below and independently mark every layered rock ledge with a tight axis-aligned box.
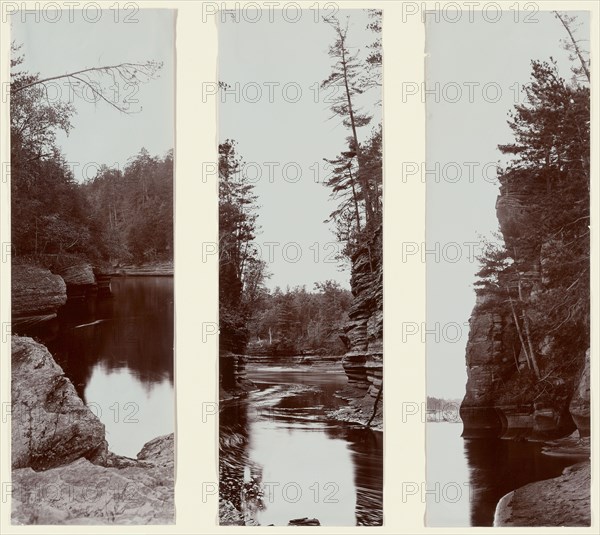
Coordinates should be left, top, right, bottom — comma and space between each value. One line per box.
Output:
12, 265, 67, 327
334, 226, 383, 429
12, 262, 112, 329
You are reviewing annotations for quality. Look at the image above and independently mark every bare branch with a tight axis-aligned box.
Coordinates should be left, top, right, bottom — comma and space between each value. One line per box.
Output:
554, 11, 590, 83
11, 61, 163, 113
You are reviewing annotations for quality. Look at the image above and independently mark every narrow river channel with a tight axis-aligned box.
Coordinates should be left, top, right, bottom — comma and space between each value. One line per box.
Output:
220, 357, 383, 526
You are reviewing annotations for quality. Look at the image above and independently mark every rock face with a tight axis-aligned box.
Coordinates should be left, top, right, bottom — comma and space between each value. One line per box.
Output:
494, 462, 590, 527
12, 265, 67, 326
335, 226, 383, 427
569, 349, 590, 437
56, 263, 95, 286
12, 434, 175, 525
342, 226, 383, 398
11, 336, 108, 470
220, 353, 249, 392
11, 337, 175, 524
55, 263, 97, 298
461, 183, 589, 440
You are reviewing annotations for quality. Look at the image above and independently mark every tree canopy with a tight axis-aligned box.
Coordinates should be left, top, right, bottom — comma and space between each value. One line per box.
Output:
10, 44, 172, 266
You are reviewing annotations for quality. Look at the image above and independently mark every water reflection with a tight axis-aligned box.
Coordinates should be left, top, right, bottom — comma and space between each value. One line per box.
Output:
426, 422, 581, 526
20, 277, 174, 458
220, 360, 383, 526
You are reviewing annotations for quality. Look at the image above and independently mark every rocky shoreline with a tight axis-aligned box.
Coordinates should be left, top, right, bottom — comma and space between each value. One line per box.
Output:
328, 383, 383, 431
494, 460, 591, 527
107, 261, 173, 277
11, 336, 175, 524
459, 161, 591, 527
11, 260, 174, 333
493, 433, 591, 527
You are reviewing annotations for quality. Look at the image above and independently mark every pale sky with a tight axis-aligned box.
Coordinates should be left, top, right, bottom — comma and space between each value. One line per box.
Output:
426, 11, 590, 398
11, 9, 175, 179
219, 10, 381, 291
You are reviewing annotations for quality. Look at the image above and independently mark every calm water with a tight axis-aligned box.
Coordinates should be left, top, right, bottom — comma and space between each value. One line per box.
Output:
426, 422, 581, 526
220, 360, 383, 526
24, 277, 174, 458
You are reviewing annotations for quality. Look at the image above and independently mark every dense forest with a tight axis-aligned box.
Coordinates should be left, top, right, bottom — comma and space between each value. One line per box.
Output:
218, 11, 383, 358
246, 282, 352, 355
10, 45, 173, 268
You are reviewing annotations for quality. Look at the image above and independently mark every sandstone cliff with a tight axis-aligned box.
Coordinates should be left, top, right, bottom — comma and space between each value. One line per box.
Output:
461, 184, 590, 440
335, 226, 383, 428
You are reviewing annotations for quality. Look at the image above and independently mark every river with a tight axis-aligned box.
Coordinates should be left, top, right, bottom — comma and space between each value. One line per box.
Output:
220, 357, 383, 526
426, 422, 581, 526
23, 276, 174, 458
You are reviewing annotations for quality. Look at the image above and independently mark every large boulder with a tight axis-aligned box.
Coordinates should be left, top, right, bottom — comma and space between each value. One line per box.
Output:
11, 336, 175, 524
494, 462, 590, 527
11, 265, 67, 326
11, 434, 175, 525
11, 336, 108, 471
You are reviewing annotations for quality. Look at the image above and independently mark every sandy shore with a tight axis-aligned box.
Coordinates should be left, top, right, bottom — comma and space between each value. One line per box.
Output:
494, 460, 590, 527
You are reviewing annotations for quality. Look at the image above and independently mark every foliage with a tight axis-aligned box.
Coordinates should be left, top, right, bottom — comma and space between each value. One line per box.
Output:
10, 44, 172, 265
218, 140, 265, 353
247, 281, 352, 355
83, 149, 174, 263
322, 15, 383, 258
11, 45, 96, 260
218, 13, 383, 357
364, 9, 382, 91
475, 46, 589, 390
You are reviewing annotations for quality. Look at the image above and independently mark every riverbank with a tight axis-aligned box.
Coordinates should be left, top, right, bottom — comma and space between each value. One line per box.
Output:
11, 336, 175, 524
494, 461, 590, 527
328, 383, 383, 431
220, 355, 383, 431
107, 261, 173, 277
235, 356, 383, 431
494, 435, 591, 527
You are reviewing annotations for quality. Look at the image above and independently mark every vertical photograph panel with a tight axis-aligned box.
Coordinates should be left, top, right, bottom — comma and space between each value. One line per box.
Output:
425, 10, 590, 527
218, 8, 383, 527
9, 9, 175, 525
